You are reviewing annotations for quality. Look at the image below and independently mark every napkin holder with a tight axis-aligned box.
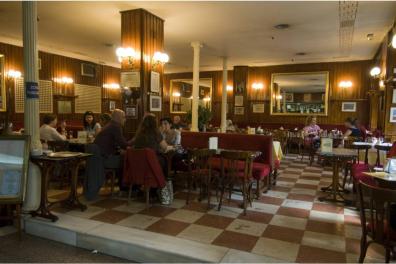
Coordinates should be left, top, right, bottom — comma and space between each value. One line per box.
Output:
321, 138, 333, 153
77, 131, 88, 143
209, 137, 218, 150
384, 158, 396, 173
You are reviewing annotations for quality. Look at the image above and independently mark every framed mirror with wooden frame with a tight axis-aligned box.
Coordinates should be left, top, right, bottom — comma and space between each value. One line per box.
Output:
270, 71, 329, 116
170, 78, 213, 114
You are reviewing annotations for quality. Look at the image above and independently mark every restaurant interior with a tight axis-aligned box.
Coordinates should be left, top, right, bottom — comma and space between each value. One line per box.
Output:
1, 1, 396, 263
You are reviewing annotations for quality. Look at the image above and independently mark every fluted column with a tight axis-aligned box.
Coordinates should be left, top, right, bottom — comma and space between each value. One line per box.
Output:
191, 42, 202, 132
23, 1, 41, 151
220, 57, 228, 133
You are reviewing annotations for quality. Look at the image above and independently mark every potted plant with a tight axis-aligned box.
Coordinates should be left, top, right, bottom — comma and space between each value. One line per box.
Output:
186, 105, 212, 132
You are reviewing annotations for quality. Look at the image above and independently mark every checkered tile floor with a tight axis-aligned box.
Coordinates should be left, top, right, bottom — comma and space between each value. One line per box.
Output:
48, 154, 390, 263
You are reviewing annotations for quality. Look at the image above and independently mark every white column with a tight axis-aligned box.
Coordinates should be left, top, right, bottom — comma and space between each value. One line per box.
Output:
191, 41, 202, 132
23, 1, 41, 151
22, 1, 41, 212
220, 57, 228, 133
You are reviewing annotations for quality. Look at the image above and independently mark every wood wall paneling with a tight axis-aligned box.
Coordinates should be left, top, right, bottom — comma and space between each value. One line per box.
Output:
0, 42, 121, 128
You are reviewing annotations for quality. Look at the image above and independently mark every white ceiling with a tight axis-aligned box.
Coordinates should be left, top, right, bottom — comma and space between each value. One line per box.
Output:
0, 1, 395, 73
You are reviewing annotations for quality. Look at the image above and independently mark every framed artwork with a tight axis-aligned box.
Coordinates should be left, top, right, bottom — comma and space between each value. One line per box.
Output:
120, 71, 140, 88
150, 71, 160, 93
234, 106, 244, 115
392, 89, 396, 104
125, 105, 138, 119
0, 135, 30, 203
236, 81, 245, 94
285, 93, 294, 102
341, 102, 356, 112
235, 95, 244, 106
252, 103, 265, 113
57, 100, 72, 114
109, 101, 116, 111
150, 95, 162, 112
390, 107, 396, 123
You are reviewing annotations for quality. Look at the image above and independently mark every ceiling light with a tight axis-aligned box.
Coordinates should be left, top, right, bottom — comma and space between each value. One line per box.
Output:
7, 70, 21, 78
370, 66, 381, 77
274, 24, 290, 30
367, 33, 374, 40
339, 80, 353, 88
226, 85, 233, 91
392, 34, 396, 49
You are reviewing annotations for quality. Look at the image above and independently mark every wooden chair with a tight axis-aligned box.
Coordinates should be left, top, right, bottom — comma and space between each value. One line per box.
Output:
185, 149, 217, 208
218, 150, 254, 215
287, 130, 303, 156
301, 134, 317, 165
46, 140, 71, 188
357, 181, 396, 263
272, 129, 288, 154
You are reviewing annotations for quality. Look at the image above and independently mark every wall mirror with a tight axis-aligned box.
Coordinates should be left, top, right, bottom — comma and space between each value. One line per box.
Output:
270, 71, 329, 116
0, 54, 5, 112
170, 78, 212, 113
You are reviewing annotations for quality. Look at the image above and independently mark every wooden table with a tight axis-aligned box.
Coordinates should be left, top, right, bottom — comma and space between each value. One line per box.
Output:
362, 171, 396, 189
318, 148, 357, 204
30, 152, 91, 222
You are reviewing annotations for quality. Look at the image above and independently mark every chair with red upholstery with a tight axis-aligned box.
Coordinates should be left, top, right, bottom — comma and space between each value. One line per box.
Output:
123, 147, 166, 206
218, 150, 254, 215
357, 181, 396, 263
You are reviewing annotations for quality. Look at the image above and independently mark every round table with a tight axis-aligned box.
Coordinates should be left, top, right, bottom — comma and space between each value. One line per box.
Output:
318, 148, 357, 204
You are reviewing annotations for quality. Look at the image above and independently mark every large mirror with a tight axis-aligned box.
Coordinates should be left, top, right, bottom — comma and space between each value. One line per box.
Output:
0, 54, 5, 112
170, 78, 212, 113
270, 71, 329, 115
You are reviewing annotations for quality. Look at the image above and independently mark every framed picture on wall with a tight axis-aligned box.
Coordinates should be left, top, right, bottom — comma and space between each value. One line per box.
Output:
150, 71, 160, 93
285, 93, 294, 102
390, 107, 396, 123
341, 102, 356, 112
235, 95, 244, 106
234, 106, 244, 115
150, 95, 162, 112
392, 89, 396, 104
125, 105, 138, 119
109, 101, 116, 111
252, 103, 265, 113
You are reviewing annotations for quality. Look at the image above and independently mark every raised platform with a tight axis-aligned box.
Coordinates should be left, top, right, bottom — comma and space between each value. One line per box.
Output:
24, 213, 282, 263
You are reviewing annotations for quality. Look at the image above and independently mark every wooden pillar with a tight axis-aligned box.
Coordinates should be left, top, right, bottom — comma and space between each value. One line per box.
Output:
368, 89, 381, 130
120, 9, 164, 136
232, 66, 249, 125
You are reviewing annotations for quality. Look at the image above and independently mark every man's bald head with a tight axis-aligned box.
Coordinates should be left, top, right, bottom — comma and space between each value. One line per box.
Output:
111, 109, 126, 126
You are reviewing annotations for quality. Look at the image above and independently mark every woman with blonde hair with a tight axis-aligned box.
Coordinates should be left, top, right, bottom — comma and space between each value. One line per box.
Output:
303, 116, 322, 148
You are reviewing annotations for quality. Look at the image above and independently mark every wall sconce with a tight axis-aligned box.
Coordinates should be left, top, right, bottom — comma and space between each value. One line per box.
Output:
53, 77, 73, 84
6, 70, 22, 79
379, 79, 385, 89
203, 97, 211, 102
172, 91, 181, 97
103, 83, 120, 89
252, 82, 264, 90
370, 66, 381, 78
152, 51, 169, 67
226, 85, 233, 92
116, 47, 139, 65
339, 80, 353, 88
276, 95, 283, 100
392, 34, 396, 49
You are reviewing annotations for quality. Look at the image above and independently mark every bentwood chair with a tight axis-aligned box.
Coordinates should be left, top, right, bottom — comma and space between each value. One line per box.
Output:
357, 182, 396, 263
46, 140, 71, 188
218, 150, 254, 215
185, 149, 217, 208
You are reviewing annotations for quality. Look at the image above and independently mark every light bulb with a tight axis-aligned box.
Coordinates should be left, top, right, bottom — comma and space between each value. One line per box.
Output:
370, 66, 381, 77
392, 34, 396, 49
226, 85, 233, 91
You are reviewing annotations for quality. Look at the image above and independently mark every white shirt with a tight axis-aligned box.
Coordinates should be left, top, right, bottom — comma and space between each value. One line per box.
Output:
39, 124, 66, 142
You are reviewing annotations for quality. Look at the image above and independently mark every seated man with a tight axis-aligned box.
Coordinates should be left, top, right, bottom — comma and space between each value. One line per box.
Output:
39, 114, 67, 143
172, 115, 187, 130
84, 109, 131, 200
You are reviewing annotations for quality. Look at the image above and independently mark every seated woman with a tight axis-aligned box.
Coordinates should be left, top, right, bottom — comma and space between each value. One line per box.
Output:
344, 117, 362, 139
303, 116, 321, 148
83, 111, 101, 137
226, 119, 236, 132
39, 114, 67, 142
160, 117, 180, 146
134, 114, 174, 177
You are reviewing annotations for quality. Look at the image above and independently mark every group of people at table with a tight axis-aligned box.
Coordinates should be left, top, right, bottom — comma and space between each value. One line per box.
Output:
38, 110, 186, 200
